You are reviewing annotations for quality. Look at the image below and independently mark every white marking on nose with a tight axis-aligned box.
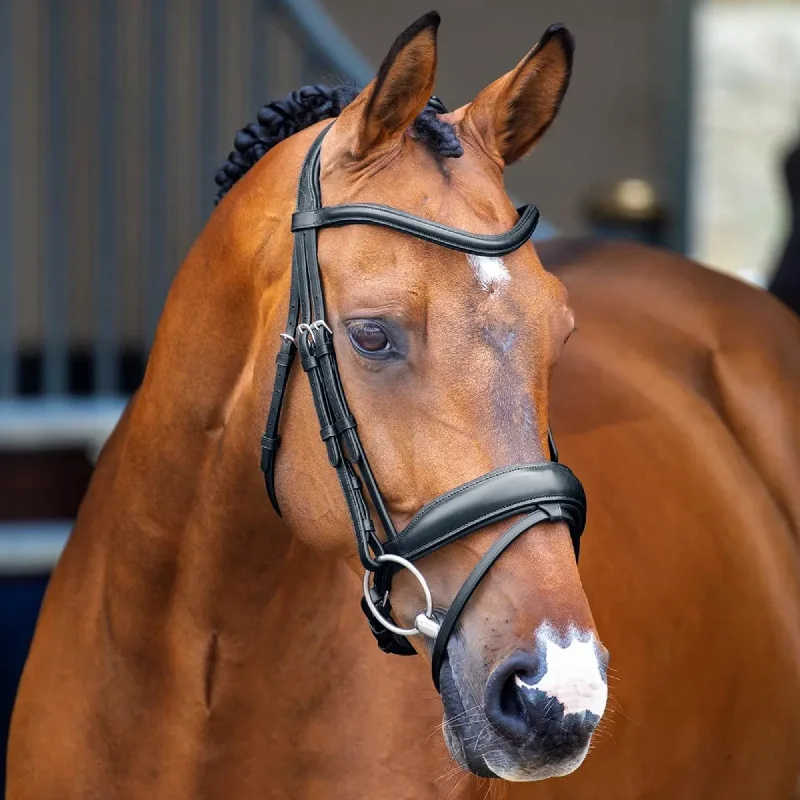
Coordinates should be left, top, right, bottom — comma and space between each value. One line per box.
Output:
467, 254, 511, 292
515, 626, 608, 717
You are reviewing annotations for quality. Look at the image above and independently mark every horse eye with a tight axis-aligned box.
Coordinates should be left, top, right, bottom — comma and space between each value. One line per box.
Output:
348, 321, 391, 356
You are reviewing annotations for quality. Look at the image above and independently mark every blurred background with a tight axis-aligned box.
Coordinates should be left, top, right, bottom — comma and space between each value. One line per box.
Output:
2, 0, 800, 792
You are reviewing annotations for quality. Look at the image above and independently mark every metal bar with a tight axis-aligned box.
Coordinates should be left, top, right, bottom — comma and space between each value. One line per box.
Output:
0, 0, 14, 396
276, 0, 372, 88
95, 0, 118, 394
0, 522, 72, 576
199, 0, 218, 226
44, 0, 69, 395
251, 0, 269, 114
301, 51, 319, 87
146, 0, 168, 350
0, 396, 126, 453
660, 0, 694, 255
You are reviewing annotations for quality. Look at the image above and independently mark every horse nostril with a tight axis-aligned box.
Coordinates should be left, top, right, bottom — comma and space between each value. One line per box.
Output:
499, 669, 526, 723
484, 645, 605, 753
485, 651, 544, 742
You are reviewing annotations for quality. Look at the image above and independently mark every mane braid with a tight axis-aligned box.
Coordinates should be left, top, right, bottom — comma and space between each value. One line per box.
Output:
214, 84, 462, 205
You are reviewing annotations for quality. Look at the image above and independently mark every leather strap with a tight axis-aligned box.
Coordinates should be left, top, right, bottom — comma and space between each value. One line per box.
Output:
292, 204, 540, 258
430, 506, 563, 690
360, 592, 417, 657
267, 124, 392, 569
385, 463, 585, 563
548, 428, 559, 463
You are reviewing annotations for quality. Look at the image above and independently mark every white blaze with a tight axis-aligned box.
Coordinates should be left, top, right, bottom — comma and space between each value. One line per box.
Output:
467, 254, 511, 292
515, 626, 608, 717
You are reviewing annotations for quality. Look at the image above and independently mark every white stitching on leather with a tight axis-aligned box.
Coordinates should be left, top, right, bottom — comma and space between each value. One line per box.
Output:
400, 464, 561, 534
293, 205, 538, 256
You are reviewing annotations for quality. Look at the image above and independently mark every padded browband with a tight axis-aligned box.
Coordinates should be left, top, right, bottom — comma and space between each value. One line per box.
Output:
292, 204, 540, 257
385, 463, 585, 562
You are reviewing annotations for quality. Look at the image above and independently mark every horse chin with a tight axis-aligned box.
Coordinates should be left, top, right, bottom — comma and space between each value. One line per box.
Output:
438, 658, 497, 779
483, 747, 591, 783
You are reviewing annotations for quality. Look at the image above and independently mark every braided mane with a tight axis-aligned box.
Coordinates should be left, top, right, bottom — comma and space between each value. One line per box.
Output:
215, 84, 462, 205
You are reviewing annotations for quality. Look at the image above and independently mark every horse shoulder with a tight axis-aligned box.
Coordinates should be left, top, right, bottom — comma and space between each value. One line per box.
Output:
530, 237, 800, 798
541, 237, 800, 542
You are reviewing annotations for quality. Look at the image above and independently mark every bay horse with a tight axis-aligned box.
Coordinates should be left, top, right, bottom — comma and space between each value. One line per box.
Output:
7, 12, 800, 799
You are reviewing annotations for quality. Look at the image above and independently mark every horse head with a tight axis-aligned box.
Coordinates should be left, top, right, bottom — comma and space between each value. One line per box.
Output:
219, 11, 607, 783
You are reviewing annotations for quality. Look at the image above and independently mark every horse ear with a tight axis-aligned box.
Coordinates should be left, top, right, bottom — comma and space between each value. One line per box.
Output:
332, 11, 440, 159
464, 24, 574, 167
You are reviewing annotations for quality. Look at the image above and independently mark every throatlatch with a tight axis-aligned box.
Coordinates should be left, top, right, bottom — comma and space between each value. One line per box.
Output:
259, 97, 587, 692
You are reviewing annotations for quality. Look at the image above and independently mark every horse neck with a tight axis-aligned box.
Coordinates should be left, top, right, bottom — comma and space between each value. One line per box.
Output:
97, 176, 330, 653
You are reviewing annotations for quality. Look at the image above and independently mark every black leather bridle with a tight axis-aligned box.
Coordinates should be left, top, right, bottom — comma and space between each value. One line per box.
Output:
260, 104, 587, 692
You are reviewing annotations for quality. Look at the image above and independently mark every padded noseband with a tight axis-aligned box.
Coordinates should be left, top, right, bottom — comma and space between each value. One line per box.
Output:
387, 463, 584, 563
